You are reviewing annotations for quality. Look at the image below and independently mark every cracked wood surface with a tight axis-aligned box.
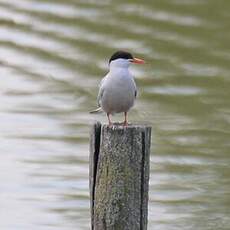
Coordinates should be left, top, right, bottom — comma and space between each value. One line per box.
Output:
90, 122, 151, 230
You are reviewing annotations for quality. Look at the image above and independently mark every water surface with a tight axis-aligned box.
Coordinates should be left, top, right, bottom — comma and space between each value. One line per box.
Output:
0, 0, 230, 229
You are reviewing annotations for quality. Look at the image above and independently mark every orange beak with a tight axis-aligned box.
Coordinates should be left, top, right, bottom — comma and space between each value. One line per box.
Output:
131, 57, 145, 64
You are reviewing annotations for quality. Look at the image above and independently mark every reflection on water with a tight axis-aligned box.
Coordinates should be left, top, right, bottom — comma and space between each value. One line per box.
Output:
0, 0, 230, 229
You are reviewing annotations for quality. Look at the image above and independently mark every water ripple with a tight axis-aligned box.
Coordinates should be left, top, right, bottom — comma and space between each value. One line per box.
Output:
0, 1, 230, 230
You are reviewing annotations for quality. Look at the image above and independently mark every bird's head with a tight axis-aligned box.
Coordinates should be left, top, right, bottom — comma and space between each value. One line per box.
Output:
109, 50, 145, 68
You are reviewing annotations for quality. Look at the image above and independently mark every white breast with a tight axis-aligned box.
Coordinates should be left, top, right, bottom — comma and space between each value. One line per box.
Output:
100, 68, 136, 114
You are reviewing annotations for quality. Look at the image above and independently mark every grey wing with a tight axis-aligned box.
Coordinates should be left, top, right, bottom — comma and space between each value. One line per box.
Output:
97, 86, 104, 107
134, 79, 137, 98
97, 76, 106, 107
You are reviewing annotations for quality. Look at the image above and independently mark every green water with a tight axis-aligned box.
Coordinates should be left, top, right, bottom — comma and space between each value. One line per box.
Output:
0, 0, 229, 229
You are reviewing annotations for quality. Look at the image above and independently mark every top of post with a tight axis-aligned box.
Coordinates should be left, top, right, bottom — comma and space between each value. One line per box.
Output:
94, 122, 151, 129
92, 122, 151, 133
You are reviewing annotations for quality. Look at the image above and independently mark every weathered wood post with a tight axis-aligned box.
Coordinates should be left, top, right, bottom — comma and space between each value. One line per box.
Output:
90, 122, 151, 230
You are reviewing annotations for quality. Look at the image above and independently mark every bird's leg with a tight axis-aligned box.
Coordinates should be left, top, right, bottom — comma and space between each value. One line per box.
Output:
107, 113, 113, 127
123, 112, 128, 126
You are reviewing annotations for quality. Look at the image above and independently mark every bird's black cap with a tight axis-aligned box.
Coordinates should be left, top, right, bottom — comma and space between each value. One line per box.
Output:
109, 51, 133, 63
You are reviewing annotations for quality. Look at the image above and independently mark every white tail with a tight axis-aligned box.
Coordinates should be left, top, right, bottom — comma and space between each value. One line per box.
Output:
89, 107, 103, 114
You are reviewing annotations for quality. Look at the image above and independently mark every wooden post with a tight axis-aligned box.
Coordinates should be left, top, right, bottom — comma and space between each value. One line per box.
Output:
90, 122, 151, 230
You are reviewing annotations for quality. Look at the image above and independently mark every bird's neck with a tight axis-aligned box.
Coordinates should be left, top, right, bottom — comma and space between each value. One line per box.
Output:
109, 66, 130, 77
109, 64, 130, 72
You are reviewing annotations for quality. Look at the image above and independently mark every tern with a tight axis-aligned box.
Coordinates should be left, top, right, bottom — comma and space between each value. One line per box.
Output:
90, 51, 145, 126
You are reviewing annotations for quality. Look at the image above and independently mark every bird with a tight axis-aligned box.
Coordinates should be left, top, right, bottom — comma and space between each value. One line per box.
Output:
90, 50, 145, 126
